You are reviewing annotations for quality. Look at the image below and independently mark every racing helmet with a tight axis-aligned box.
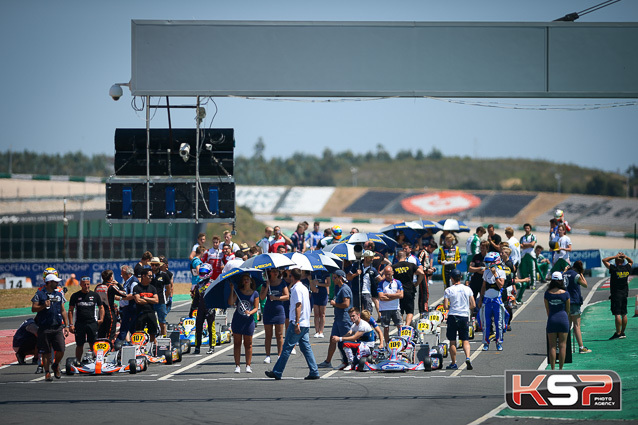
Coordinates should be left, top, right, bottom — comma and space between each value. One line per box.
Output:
199, 263, 213, 279
554, 209, 564, 219
484, 252, 502, 265
43, 267, 59, 281
332, 225, 342, 240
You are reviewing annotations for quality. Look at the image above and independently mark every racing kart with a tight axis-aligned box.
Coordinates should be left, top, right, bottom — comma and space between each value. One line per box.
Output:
65, 339, 147, 375
358, 325, 446, 372
175, 316, 232, 350
130, 331, 183, 365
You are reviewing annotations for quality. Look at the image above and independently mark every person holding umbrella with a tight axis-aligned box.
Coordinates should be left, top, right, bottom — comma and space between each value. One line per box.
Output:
260, 268, 289, 364
228, 273, 260, 373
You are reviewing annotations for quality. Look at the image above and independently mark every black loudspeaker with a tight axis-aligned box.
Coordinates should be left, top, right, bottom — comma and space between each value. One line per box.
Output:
106, 180, 235, 221
113, 128, 234, 177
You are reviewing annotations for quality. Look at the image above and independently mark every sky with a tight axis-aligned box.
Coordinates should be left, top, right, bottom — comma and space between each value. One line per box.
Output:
0, 0, 636, 174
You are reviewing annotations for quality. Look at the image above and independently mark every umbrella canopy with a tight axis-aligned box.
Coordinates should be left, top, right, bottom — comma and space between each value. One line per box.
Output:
339, 232, 397, 252
322, 243, 357, 261
412, 219, 443, 233
317, 250, 343, 266
380, 221, 423, 244
241, 253, 295, 270
203, 267, 267, 309
438, 218, 470, 232
304, 252, 339, 278
284, 252, 317, 272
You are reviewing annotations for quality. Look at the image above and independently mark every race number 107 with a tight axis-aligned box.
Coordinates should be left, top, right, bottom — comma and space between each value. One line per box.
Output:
505, 370, 621, 410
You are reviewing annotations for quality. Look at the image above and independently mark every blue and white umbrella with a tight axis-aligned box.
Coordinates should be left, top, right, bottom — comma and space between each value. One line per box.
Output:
203, 267, 267, 309
339, 232, 398, 252
317, 250, 343, 267
438, 218, 470, 232
304, 252, 338, 278
380, 221, 424, 244
284, 252, 317, 272
322, 243, 357, 261
241, 253, 295, 270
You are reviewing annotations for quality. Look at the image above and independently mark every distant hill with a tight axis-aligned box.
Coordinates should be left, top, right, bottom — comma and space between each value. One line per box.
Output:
1, 148, 635, 197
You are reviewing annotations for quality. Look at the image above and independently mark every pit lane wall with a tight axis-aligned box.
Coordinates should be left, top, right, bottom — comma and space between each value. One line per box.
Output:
0, 259, 193, 289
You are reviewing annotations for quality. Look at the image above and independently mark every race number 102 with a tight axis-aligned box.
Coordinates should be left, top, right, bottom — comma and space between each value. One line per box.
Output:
505, 370, 621, 410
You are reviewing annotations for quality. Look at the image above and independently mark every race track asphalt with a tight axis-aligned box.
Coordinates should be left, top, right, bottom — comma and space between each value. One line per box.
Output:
0, 277, 623, 425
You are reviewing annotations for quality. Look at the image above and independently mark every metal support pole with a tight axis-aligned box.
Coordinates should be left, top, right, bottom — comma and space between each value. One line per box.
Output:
195, 96, 200, 223
146, 95, 151, 223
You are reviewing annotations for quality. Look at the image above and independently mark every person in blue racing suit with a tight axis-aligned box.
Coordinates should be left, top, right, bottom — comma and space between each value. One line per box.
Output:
478, 252, 508, 351
192, 263, 216, 355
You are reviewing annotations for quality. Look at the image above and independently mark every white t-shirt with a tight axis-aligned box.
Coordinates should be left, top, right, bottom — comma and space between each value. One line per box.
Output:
377, 278, 403, 312
444, 284, 474, 317
482, 268, 506, 299
507, 236, 521, 266
257, 236, 272, 254
553, 235, 571, 263
289, 281, 311, 328
520, 233, 537, 257
191, 243, 200, 253
350, 320, 375, 347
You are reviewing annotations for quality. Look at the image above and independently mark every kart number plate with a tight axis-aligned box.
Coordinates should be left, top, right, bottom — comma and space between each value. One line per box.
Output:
183, 319, 195, 327
388, 340, 402, 350
131, 332, 147, 345
93, 341, 110, 352
418, 322, 430, 331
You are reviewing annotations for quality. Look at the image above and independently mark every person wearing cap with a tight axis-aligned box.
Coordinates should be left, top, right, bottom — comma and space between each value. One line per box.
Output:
265, 268, 320, 380
377, 265, 404, 348
12, 318, 39, 366
149, 257, 170, 336
602, 252, 634, 340
68, 276, 104, 362
31, 273, 69, 381
478, 252, 507, 351
317, 269, 352, 369
346, 249, 381, 314
544, 271, 571, 370
444, 269, 476, 370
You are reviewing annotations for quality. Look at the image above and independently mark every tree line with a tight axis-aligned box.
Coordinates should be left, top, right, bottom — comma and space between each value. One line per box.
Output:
1, 146, 634, 197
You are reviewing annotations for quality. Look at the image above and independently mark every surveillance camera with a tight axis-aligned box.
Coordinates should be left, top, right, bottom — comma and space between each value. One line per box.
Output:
109, 84, 123, 101
179, 143, 191, 162
205, 143, 213, 151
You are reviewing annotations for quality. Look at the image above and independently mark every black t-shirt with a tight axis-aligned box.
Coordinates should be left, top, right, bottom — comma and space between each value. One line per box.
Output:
69, 290, 102, 324
95, 283, 125, 311
488, 233, 502, 252
392, 261, 418, 293
133, 283, 158, 314
609, 264, 632, 296
469, 253, 486, 292
502, 259, 514, 289
151, 271, 170, 304
134, 262, 146, 278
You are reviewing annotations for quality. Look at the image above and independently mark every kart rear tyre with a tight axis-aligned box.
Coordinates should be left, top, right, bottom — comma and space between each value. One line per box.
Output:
164, 349, 173, 365
129, 359, 137, 374
423, 356, 432, 372
176, 346, 183, 363
136, 356, 147, 371
65, 357, 76, 375
357, 357, 368, 372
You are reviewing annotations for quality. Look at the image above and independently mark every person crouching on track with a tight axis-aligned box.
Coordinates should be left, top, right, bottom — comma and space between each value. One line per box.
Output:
444, 269, 476, 370
192, 264, 217, 355
478, 252, 508, 352
331, 307, 377, 371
